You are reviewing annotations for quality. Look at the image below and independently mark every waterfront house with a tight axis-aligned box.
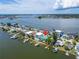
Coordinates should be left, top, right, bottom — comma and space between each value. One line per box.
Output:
55, 40, 64, 46
55, 30, 64, 39
25, 31, 33, 35
9, 27, 16, 33
15, 28, 22, 31
61, 34, 69, 41
25, 31, 36, 38
35, 32, 48, 41
75, 43, 79, 59
75, 42, 79, 59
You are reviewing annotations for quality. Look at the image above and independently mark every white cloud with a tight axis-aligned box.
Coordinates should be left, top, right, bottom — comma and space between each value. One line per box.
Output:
0, 0, 55, 14
53, 0, 79, 9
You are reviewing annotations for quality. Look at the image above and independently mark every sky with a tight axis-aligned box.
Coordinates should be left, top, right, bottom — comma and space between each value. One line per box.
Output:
0, 0, 79, 14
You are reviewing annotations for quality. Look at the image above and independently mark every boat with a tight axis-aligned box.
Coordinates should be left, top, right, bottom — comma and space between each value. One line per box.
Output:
23, 39, 29, 43
34, 43, 40, 47
10, 34, 17, 39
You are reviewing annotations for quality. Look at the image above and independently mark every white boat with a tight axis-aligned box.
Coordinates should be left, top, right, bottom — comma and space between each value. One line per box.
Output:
34, 43, 40, 47
65, 51, 69, 56
10, 34, 17, 39
23, 39, 29, 43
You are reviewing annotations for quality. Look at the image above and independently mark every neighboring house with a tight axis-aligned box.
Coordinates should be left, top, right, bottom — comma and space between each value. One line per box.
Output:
75, 43, 79, 59
55, 30, 64, 39
55, 40, 64, 46
35, 32, 48, 41
25, 31, 33, 35
75, 43, 79, 55
61, 34, 69, 40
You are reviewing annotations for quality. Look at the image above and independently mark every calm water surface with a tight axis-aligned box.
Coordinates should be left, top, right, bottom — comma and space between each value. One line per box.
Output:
0, 18, 79, 33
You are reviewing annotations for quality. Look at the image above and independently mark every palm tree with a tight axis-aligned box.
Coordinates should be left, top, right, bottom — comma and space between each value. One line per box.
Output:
46, 36, 53, 44
0, 22, 5, 26
74, 34, 79, 42
52, 29, 57, 45
13, 23, 19, 27
7, 22, 11, 27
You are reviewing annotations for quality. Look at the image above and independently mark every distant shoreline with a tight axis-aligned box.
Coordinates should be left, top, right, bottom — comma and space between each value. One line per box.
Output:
0, 14, 79, 19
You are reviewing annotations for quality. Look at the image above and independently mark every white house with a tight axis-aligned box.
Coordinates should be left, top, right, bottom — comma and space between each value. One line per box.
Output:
75, 43, 79, 59
35, 32, 48, 41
